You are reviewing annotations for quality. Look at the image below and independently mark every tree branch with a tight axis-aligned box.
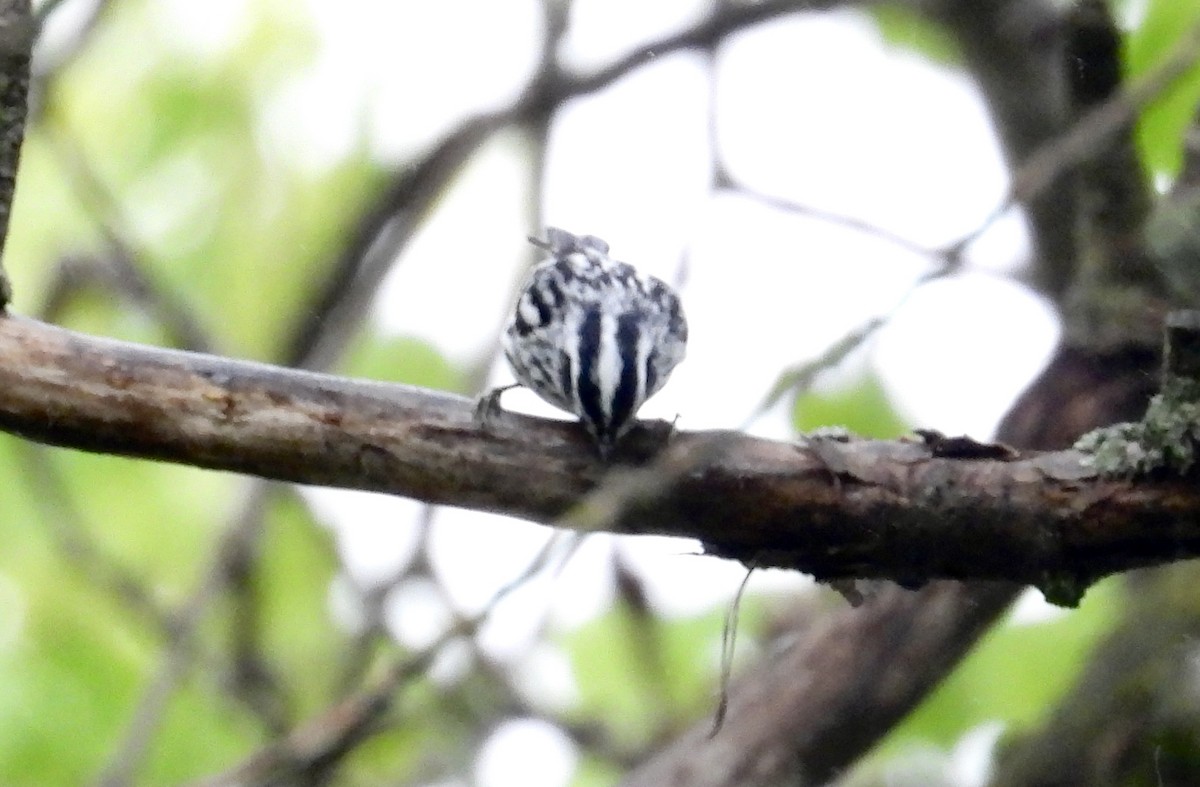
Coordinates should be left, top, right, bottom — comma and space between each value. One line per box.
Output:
623, 297, 1164, 787
3, 313, 1200, 596
0, 0, 31, 307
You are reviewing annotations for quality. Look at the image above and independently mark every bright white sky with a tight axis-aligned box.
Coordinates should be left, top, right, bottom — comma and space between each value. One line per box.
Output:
80, 0, 1070, 784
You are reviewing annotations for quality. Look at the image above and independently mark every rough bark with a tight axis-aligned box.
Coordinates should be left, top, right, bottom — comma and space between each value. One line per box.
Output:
984, 10, 1200, 780
0, 0, 32, 306
0, 313, 1193, 595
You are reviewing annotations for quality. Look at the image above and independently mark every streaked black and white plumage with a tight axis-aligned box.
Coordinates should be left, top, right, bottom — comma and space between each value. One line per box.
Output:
499, 227, 687, 456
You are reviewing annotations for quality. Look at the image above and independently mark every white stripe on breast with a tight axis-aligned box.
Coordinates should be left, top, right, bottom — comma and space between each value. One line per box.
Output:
596, 311, 623, 422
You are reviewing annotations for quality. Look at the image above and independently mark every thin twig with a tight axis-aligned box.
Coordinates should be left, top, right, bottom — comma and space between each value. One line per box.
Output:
718, 177, 936, 262
711, 560, 755, 737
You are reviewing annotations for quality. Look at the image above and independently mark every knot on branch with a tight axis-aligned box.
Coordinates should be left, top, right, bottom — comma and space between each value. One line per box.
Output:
1076, 310, 1200, 475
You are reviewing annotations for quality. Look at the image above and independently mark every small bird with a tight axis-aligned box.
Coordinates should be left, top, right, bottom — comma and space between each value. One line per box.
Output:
487, 228, 688, 457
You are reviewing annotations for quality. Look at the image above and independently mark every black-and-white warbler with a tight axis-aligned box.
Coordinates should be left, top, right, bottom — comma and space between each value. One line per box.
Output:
485, 228, 688, 457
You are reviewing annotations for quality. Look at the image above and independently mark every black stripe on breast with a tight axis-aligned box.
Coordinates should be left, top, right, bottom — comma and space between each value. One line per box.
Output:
576, 307, 606, 435
609, 311, 641, 438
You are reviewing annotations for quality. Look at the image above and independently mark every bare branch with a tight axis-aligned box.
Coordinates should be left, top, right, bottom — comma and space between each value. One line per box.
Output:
1, 314, 1200, 594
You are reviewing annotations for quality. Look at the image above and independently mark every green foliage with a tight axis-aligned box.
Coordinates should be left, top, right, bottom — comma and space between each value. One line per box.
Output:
343, 717, 453, 785
0, 571, 148, 783
136, 493, 345, 782
573, 755, 624, 787
14, 0, 384, 360
876, 579, 1120, 753
142, 680, 264, 784
55, 453, 231, 597
0, 1, 396, 781
869, 5, 961, 66
559, 601, 735, 749
0, 454, 152, 782
1125, 0, 1200, 178
252, 492, 344, 716
793, 372, 910, 439
341, 334, 465, 392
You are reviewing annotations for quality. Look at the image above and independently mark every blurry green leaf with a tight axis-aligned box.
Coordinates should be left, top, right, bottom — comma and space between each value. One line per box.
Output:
869, 5, 960, 66
41, 0, 382, 360
573, 755, 623, 787
255, 492, 343, 716
5, 136, 106, 310
560, 603, 724, 746
53, 451, 231, 601
342, 671, 490, 781
0, 557, 153, 783
343, 719, 447, 784
1126, 0, 1200, 178
793, 372, 910, 438
341, 334, 464, 392
877, 579, 1120, 753
137, 490, 342, 783
144, 680, 263, 784
0, 437, 258, 782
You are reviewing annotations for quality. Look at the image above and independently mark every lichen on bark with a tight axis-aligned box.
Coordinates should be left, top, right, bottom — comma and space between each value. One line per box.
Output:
1076, 311, 1200, 475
